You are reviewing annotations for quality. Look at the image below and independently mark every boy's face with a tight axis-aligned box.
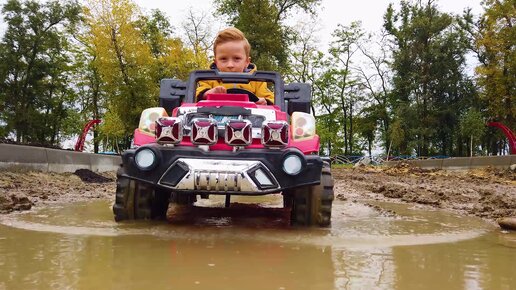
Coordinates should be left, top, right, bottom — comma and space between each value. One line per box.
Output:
214, 40, 250, 73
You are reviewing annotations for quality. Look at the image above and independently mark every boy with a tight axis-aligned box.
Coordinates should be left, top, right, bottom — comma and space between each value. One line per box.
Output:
196, 27, 274, 105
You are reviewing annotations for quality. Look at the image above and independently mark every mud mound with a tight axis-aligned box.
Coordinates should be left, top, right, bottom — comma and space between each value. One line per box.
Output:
468, 167, 516, 183
0, 194, 32, 213
333, 165, 516, 222
382, 161, 436, 175
0, 170, 115, 214
74, 169, 113, 183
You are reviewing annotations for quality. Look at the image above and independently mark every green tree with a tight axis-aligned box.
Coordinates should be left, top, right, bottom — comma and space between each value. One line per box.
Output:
286, 20, 325, 115
314, 67, 343, 155
136, 9, 173, 59
84, 0, 156, 149
355, 106, 378, 157
83, 0, 208, 150
181, 8, 214, 62
384, 0, 476, 156
215, 0, 321, 72
71, 28, 108, 153
287, 20, 367, 156
459, 108, 486, 156
326, 22, 365, 155
388, 116, 407, 157
136, 9, 209, 81
475, 0, 515, 154
357, 32, 393, 155
0, 0, 81, 145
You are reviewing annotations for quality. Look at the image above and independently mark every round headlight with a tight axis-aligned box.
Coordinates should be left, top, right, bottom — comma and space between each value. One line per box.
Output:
135, 148, 156, 169
283, 154, 303, 175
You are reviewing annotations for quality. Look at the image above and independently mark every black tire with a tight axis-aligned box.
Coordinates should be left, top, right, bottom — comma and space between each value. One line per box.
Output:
113, 167, 170, 221
284, 162, 334, 227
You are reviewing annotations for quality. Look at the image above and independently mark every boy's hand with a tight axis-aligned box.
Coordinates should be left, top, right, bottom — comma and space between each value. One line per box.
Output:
256, 98, 267, 105
205, 86, 226, 96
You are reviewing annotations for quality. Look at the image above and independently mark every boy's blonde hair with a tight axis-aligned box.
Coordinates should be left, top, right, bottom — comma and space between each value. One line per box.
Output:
213, 27, 251, 57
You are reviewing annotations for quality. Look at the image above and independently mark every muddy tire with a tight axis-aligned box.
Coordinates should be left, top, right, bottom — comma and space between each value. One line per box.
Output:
113, 167, 170, 221
284, 162, 334, 227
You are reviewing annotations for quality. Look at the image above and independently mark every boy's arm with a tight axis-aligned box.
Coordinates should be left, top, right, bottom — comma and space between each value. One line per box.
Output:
253, 81, 275, 104
196, 80, 215, 100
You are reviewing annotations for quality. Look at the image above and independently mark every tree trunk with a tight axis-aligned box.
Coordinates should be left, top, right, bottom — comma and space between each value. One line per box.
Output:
349, 101, 353, 155
93, 89, 100, 154
368, 138, 372, 157
387, 140, 393, 161
343, 110, 348, 155
470, 135, 473, 157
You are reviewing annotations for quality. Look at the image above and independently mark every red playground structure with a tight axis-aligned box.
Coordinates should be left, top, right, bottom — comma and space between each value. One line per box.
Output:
75, 119, 101, 152
488, 122, 516, 155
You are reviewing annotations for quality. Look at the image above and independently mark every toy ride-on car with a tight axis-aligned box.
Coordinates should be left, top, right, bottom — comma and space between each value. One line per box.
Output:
113, 70, 334, 226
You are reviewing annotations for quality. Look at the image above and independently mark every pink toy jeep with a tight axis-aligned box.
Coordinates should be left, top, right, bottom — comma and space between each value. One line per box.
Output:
113, 70, 334, 226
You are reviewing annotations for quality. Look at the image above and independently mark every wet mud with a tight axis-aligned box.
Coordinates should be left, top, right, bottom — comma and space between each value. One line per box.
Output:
1, 198, 514, 290
334, 163, 516, 221
73, 169, 114, 183
1, 164, 515, 290
1, 163, 515, 224
0, 169, 114, 213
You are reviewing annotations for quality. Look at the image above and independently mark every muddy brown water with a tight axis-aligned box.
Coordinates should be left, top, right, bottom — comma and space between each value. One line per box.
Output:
1, 196, 515, 290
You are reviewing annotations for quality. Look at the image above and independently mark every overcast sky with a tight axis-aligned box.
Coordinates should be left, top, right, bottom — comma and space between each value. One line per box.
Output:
0, 0, 483, 42
132, 0, 483, 46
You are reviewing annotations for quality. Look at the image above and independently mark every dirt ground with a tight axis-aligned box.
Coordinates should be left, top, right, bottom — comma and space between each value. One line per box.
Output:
1, 163, 515, 224
0, 169, 114, 213
333, 163, 516, 222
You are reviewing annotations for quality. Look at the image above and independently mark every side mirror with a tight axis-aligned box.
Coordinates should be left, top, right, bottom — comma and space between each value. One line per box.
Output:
159, 79, 186, 115
284, 83, 311, 115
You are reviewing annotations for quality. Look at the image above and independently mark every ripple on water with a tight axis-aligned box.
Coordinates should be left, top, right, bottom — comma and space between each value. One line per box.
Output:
0, 199, 494, 250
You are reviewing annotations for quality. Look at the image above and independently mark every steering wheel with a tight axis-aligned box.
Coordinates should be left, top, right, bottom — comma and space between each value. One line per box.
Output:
226, 88, 259, 102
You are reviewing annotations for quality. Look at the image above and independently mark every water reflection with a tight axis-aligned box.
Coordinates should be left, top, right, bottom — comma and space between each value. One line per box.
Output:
333, 248, 395, 289
391, 234, 516, 290
0, 199, 515, 290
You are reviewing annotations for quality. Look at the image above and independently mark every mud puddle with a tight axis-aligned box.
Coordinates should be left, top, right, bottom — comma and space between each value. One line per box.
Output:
1, 198, 515, 289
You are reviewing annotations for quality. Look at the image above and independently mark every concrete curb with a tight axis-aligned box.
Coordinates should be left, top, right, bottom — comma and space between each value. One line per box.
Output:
1, 143, 513, 172
0, 144, 121, 173
384, 155, 514, 170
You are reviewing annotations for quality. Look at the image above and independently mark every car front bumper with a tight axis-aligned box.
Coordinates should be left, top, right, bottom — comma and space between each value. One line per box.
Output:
120, 144, 323, 195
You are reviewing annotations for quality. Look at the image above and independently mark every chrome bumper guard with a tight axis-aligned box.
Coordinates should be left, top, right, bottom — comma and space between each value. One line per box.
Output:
158, 158, 280, 193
